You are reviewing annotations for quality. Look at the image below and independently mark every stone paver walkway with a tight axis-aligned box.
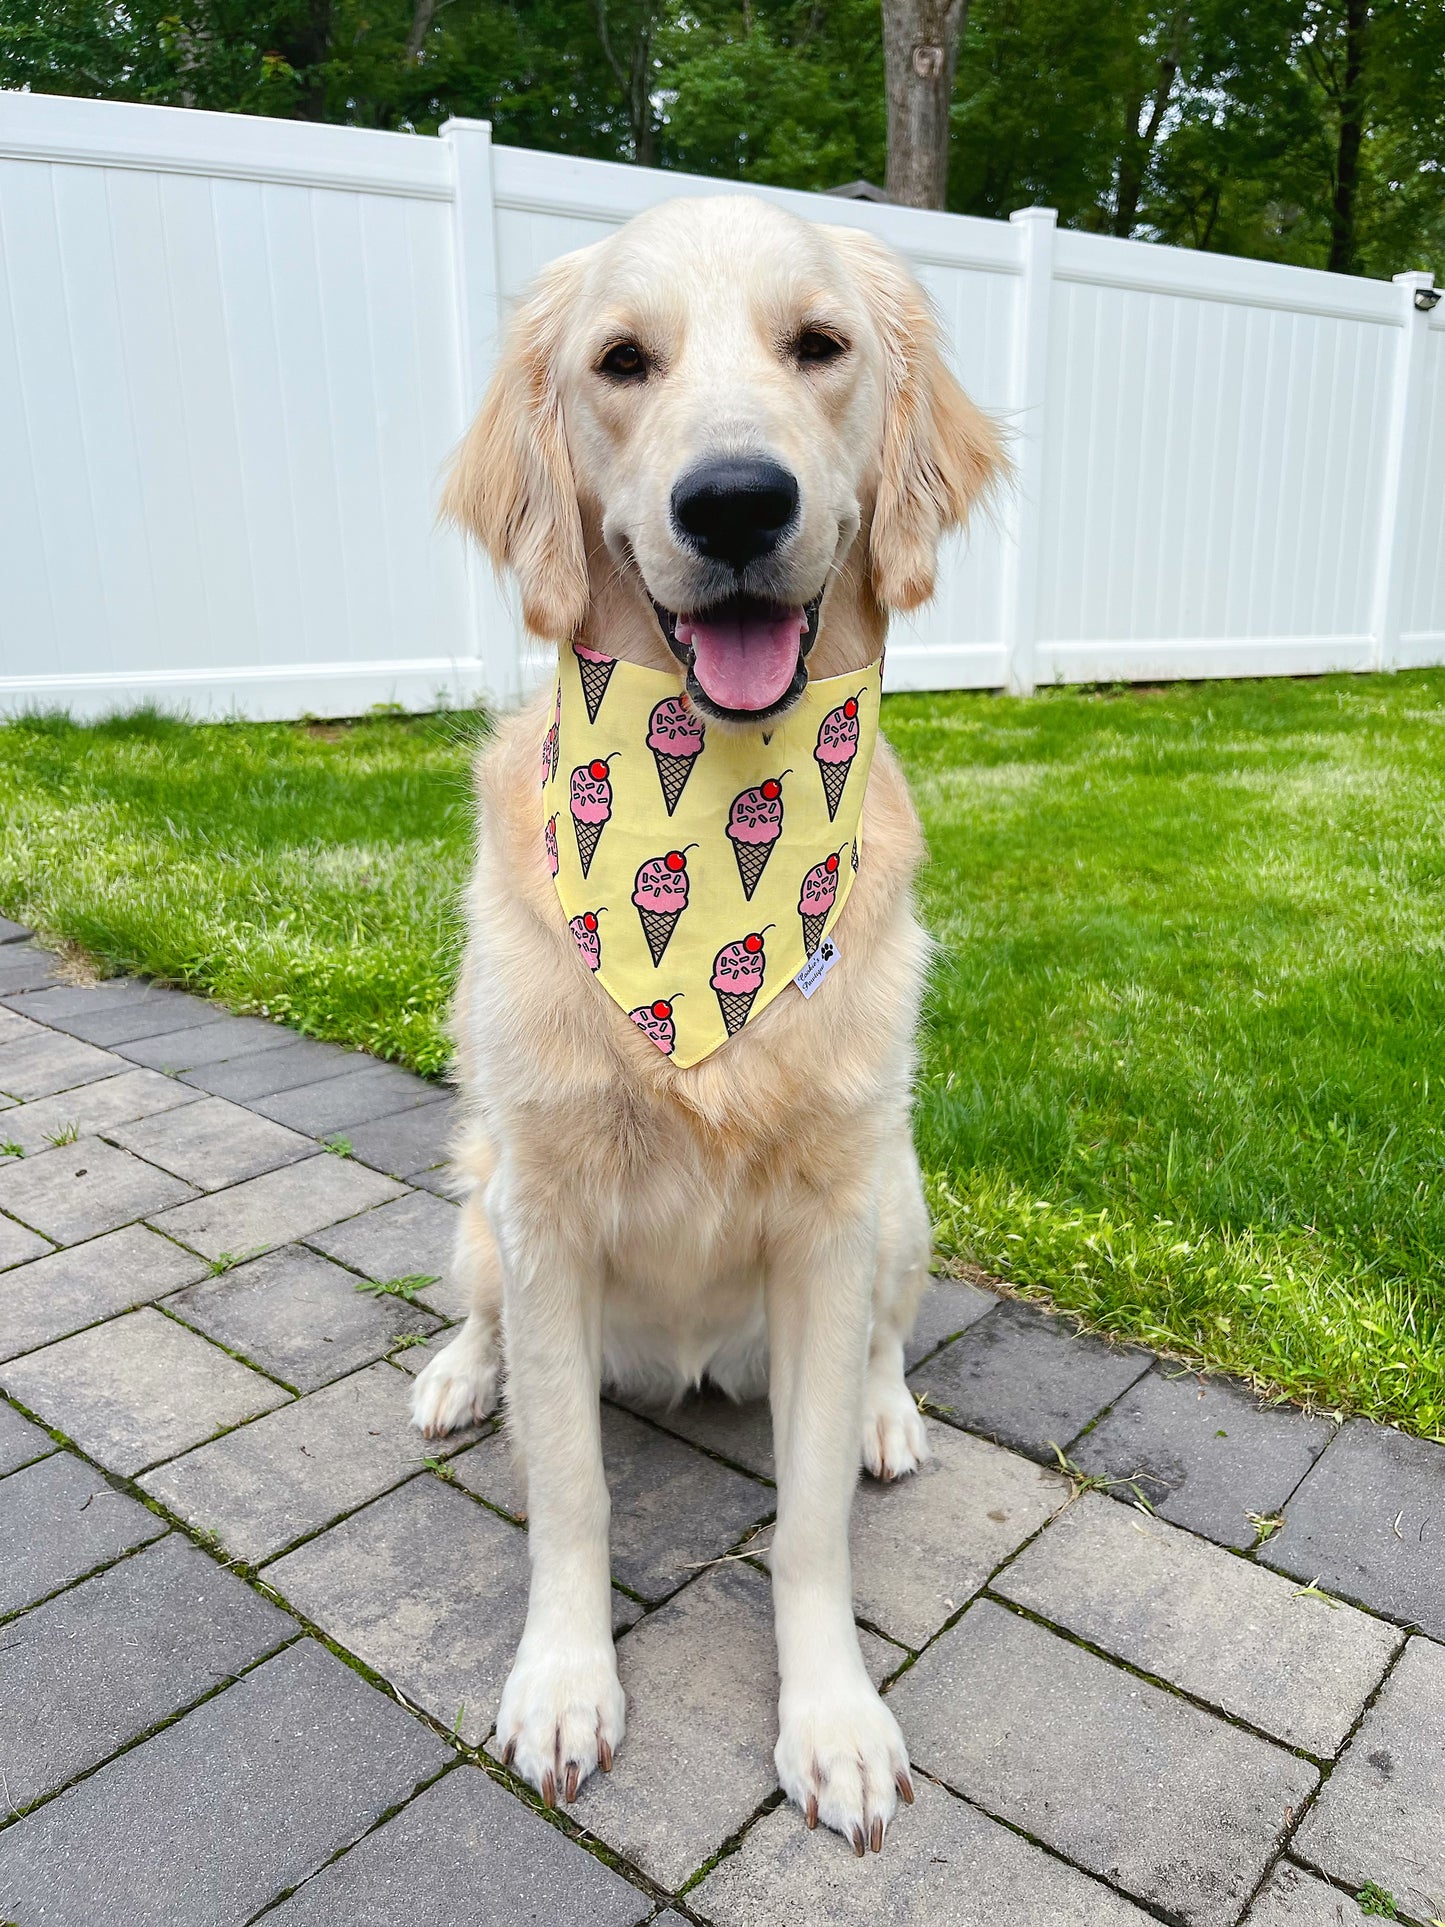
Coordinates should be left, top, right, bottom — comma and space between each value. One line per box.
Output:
1, 925, 1443, 1925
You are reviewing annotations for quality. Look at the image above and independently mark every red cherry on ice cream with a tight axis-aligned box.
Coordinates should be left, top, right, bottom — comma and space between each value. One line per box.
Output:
652, 1001, 672, 1019
583, 913, 597, 931
843, 699, 858, 719
825, 854, 839, 872
665, 851, 686, 871
588, 759, 609, 781
744, 934, 763, 954
761, 780, 781, 800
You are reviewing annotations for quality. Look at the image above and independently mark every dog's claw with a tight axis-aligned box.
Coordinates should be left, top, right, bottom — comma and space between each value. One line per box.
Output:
870, 1816, 884, 1853
598, 1735, 613, 1772
805, 1794, 818, 1829
564, 1761, 580, 1802
896, 1770, 915, 1805
541, 1768, 556, 1807
851, 1824, 866, 1858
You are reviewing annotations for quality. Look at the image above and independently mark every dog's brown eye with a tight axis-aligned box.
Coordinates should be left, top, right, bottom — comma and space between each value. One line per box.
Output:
796, 330, 846, 365
599, 341, 647, 381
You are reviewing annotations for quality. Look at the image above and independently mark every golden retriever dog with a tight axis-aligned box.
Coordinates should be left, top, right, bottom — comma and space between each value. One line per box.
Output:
412, 194, 1003, 1854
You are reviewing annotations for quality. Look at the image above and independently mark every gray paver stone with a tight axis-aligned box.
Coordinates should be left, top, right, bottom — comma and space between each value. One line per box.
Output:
148, 1153, 404, 1260
0, 1138, 197, 1244
1244, 1865, 1375, 1925
265, 1474, 531, 1745
851, 1418, 1069, 1648
1293, 1636, 1445, 1920
264, 1764, 648, 1926
408, 1160, 465, 1200
140, 1360, 478, 1562
387, 1325, 461, 1377
345, 1098, 457, 1179
1262, 1420, 1445, 1638
996, 1490, 1402, 1756
1071, 1363, 1337, 1548
0, 1451, 165, 1616
0, 916, 32, 943
6, 980, 156, 1021
908, 1297, 1152, 1463
0, 943, 64, 994
888, 1598, 1318, 1926
305, 1186, 461, 1295
0, 1025, 127, 1101
455, 1404, 772, 1602
0, 1006, 40, 1045
903, 1275, 999, 1369
33, 986, 228, 1047
116, 1011, 301, 1072
180, 1035, 371, 1101
0, 1533, 294, 1809
695, 1776, 1160, 1927
0, 1638, 449, 1927
0, 1066, 200, 1155
0, 1211, 53, 1270
107, 1094, 314, 1189
250, 1061, 445, 1137
1, 1306, 289, 1474
0, 1396, 55, 1472
0, 1223, 211, 1362
570, 1560, 779, 1890
168, 1244, 441, 1392
633, 1387, 775, 1480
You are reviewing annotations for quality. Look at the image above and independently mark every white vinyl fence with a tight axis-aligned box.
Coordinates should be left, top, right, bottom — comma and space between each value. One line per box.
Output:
1, 89, 1442, 718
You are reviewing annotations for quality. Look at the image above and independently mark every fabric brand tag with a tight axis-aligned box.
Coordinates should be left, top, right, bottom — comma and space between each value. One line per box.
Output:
793, 938, 841, 999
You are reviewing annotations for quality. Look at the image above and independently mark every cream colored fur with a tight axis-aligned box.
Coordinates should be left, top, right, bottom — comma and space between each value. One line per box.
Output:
412, 194, 1005, 1854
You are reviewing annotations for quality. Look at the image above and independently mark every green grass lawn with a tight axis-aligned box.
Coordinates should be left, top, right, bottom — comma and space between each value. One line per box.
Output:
3, 675, 1443, 1437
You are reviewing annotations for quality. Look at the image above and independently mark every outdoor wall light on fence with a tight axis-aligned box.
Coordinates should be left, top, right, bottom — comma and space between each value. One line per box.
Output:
1415, 286, 1442, 311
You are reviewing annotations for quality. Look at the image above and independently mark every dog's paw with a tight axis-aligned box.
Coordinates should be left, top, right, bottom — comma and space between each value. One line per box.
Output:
776, 1676, 913, 1852
496, 1639, 625, 1805
861, 1377, 928, 1481
410, 1320, 499, 1438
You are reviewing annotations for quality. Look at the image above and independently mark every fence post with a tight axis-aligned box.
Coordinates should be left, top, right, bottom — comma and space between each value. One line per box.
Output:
1369, 269, 1435, 672
441, 117, 520, 707
999, 206, 1057, 696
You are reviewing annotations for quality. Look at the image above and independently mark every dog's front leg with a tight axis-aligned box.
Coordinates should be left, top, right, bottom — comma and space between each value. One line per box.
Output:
491, 1174, 623, 1804
767, 1190, 914, 1853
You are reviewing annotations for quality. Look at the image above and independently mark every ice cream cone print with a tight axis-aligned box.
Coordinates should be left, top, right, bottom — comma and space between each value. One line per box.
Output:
815, 692, 863, 821
712, 929, 769, 1038
725, 773, 788, 902
630, 994, 681, 1054
569, 908, 605, 972
797, 849, 844, 958
647, 697, 705, 816
574, 643, 616, 724
544, 814, 559, 877
632, 847, 693, 967
569, 756, 615, 879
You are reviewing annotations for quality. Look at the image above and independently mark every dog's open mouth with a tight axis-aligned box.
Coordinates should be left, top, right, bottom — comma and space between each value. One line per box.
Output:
652, 593, 823, 722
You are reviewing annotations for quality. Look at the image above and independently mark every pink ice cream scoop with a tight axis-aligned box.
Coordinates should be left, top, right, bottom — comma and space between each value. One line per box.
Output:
726, 776, 785, 846
544, 815, 559, 876
574, 643, 611, 665
570, 760, 613, 825
630, 998, 678, 1053
815, 696, 861, 766
647, 697, 705, 758
569, 909, 603, 971
711, 933, 767, 995
632, 852, 690, 914
798, 853, 842, 917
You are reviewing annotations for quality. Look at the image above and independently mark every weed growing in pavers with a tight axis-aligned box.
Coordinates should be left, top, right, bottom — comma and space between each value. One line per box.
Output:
388, 1332, 430, 1352
1049, 1443, 1157, 1512
0, 1138, 22, 1158
356, 1274, 438, 1302
1356, 1884, 1399, 1918
42, 1122, 79, 1147
323, 1135, 353, 1157
207, 1247, 266, 1275
1291, 1579, 1341, 1609
1247, 1510, 1284, 1544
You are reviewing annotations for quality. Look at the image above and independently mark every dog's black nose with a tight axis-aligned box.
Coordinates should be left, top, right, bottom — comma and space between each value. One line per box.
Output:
671, 458, 799, 570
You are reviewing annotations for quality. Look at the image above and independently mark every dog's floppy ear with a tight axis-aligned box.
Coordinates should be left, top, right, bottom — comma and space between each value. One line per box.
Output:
826, 226, 1008, 612
443, 254, 588, 641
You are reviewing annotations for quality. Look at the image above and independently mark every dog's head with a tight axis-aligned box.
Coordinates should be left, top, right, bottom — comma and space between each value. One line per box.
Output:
446, 195, 1005, 723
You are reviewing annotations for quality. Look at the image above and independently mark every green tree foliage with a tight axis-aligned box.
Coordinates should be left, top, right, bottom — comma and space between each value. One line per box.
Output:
1, 0, 1438, 272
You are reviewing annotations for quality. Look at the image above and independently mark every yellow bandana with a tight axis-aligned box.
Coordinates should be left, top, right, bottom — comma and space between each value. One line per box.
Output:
541, 643, 882, 1067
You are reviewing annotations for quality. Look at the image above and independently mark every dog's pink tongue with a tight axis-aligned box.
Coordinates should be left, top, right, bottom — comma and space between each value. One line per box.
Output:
682, 607, 805, 711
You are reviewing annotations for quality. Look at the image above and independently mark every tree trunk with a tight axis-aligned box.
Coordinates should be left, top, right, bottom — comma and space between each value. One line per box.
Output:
277, 0, 333, 119
405, 0, 441, 62
882, 0, 966, 209
595, 0, 656, 165
1328, 0, 1369, 273
1112, 17, 1183, 238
